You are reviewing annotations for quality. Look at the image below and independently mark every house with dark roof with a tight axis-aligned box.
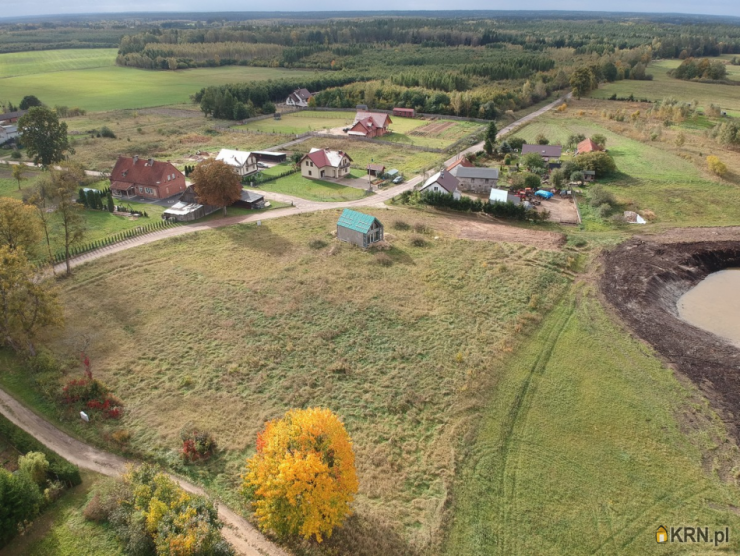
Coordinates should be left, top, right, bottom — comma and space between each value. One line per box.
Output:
366, 163, 385, 177
286, 88, 313, 107
420, 170, 461, 200
0, 110, 27, 124
393, 107, 415, 118
348, 111, 392, 138
337, 209, 384, 248
449, 166, 499, 194
576, 138, 604, 155
300, 148, 352, 179
521, 144, 563, 162
109, 155, 186, 200
162, 185, 219, 222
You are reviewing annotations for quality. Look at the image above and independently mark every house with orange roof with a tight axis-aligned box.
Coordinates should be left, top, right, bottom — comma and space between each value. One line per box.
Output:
576, 138, 604, 155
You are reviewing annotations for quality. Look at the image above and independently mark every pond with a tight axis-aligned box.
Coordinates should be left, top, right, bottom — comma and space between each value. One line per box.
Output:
677, 268, 740, 348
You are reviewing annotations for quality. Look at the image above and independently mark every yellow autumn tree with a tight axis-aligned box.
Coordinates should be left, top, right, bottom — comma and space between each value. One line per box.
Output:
707, 155, 728, 177
242, 407, 358, 542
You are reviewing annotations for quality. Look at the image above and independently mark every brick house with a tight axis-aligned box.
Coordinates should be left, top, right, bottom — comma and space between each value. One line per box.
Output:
348, 111, 392, 138
300, 148, 352, 179
110, 155, 186, 200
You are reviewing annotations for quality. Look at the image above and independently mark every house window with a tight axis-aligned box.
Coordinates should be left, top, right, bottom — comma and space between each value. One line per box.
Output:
145, 187, 155, 195
308, 171, 312, 176
138, 187, 143, 193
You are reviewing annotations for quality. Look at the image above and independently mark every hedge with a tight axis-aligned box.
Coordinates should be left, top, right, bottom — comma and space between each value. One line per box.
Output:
0, 412, 81, 487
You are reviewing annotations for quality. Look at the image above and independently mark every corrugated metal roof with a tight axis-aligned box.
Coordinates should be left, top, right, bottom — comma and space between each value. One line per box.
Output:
453, 167, 499, 179
337, 209, 378, 234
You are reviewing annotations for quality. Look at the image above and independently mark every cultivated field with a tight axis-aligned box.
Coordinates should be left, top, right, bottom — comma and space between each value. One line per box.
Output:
0, 49, 324, 112
514, 101, 740, 228
0, 48, 115, 78
13, 209, 574, 552
592, 59, 740, 116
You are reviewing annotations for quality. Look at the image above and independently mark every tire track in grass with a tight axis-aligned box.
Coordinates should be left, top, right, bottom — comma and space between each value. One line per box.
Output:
497, 296, 577, 555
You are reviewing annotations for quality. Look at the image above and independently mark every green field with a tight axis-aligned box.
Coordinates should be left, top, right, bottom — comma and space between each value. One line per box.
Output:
236, 110, 355, 134
0, 50, 324, 112
515, 113, 740, 228
592, 59, 740, 116
251, 171, 368, 202
0, 48, 116, 78
445, 291, 740, 554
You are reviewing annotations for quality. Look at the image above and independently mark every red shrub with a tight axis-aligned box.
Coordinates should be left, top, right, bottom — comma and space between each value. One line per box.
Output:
63, 378, 123, 419
180, 429, 217, 462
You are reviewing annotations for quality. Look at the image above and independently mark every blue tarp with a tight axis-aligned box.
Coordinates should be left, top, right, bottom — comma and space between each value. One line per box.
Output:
535, 190, 553, 199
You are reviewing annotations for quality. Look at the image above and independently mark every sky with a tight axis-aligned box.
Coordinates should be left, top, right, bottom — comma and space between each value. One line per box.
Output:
1, 3, 739, 19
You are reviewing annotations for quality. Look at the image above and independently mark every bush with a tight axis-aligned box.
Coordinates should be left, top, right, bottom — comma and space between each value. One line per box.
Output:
0, 468, 43, 546
308, 239, 328, 249
409, 235, 427, 247
18, 452, 49, 487
180, 427, 217, 462
10, 150, 21, 160
535, 133, 549, 145
575, 152, 617, 177
523, 173, 541, 189
44, 480, 65, 504
707, 155, 727, 176
100, 126, 116, 139
392, 220, 410, 231
507, 137, 526, 151
520, 152, 545, 170
589, 185, 617, 208
596, 203, 613, 218
375, 253, 393, 266
413, 222, 430, 234
83, 493, 108, 523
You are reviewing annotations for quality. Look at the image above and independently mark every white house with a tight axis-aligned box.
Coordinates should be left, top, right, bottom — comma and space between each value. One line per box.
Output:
420, 170, 461, 200
215, 149, 258, 176
300, 148, 352, 179
286, 88, 312, 107
450, 166, 500, 194
0, 125, 18, 145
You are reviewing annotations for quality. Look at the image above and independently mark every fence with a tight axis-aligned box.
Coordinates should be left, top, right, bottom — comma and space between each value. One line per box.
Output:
50, 219, 180, 266
246, 166, 299, 186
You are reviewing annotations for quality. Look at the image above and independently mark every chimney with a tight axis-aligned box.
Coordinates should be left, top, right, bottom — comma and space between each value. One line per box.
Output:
133, 155, 139, 164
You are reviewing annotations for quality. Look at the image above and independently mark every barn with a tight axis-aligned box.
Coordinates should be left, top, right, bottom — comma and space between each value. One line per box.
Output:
336, 209, 384, 248
393, 107, 415, 117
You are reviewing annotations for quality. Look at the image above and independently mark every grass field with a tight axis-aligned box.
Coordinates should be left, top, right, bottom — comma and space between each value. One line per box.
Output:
0, 48, 115, 78
236, 111, 355, 134
1, 471, 124, 556
0, 209, 574, 551
251, 171, 368, 202
0, 49, 324, 112
445, 290, 740, 554
592, 59, 740, 116
514, 108, 740, 228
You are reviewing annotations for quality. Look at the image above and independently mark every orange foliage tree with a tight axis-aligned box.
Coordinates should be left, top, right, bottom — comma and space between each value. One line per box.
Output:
242, 407, 358, 542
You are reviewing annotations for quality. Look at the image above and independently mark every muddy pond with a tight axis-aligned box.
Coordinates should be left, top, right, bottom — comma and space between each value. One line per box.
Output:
677, 268, 740, 348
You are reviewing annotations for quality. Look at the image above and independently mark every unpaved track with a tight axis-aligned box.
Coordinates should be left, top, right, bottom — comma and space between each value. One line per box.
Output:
0, 388, 288, 556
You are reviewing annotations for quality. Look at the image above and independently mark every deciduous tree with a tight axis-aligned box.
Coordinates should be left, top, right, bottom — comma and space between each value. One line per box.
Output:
0, 198, 41, 253
590, 134, 607, 148
191, 159, 242, 216
48, 164, 86, 275
570, 67, 594, 99
11, 164, 25, 191
707, 155, 727, 177
242, 407, 358, 542
26, 178, 56, 270
17, 106, 72, 167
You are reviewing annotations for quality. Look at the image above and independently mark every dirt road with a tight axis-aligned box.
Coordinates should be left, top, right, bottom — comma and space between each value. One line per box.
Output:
0, 388, 288, 556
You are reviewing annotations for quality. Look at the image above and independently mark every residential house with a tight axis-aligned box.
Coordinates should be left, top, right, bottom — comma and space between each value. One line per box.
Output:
446, 157, 473, 173
420, 170, 461, 200
450, 166, 499, 194
286, 88, 312, 107
576, 138, 604, 155
300, 148, 352, 179
393, 107, 415, 118
110, 155, 186, 200
366, 163, 385, 177
489, 188, 521, 205
216, 149, 258, 176
521, 144, 562, 162
0, 125, 18, 145
162, 185, 218, 222
337, 209, 384, 248
348, 111, 392, 138
0, 110, 27, 125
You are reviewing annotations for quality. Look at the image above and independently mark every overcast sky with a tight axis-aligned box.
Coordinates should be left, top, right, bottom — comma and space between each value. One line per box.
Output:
2, 2, 739, 19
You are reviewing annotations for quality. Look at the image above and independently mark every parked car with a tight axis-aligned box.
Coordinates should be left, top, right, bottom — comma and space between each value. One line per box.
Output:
257, 162, 268, 168
392, 176, 404, 184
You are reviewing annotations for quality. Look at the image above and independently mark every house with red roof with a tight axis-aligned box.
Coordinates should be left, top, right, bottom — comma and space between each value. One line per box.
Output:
446, 157, 474, 172
348, 111, 392, 138
576, 138, 604, 155
300, 148, 353, 180
109, 155, 186, 200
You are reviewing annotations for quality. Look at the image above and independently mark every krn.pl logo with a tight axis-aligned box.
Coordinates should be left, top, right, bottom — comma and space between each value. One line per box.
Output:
656, 525, 668, 543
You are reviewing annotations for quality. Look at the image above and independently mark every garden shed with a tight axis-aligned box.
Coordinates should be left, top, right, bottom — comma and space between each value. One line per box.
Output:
337, 209, 384, 248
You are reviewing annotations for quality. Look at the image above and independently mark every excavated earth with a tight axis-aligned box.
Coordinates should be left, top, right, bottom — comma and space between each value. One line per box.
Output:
601, 227, 740, 440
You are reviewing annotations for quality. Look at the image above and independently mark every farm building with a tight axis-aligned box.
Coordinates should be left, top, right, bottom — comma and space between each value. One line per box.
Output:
489, 188, 521, 205
300, 148, 353, 179
393, 107, 415, 117
583, 170, 596, 182
0, 125, 18, 145
0, 110, 27, 124
450, 166, 499, 194
216, 149, 258, 176
286, 88, 312, 107
366, 163, 386, 177
162, 185, 219, 222
420, 170, 461, 200
252, 151, 287, 164
521, 144, 562, 162
110, 155, 186, 200
576, 138, 604, 155
349, 111, 392, 138
233, 190, 265, 209
337, 209, 384, 248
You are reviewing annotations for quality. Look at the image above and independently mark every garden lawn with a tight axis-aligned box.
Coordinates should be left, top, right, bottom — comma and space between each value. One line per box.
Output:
0, 48, 116, 79
3, 209, 574, 551
445, 291, 740, 554
592, 59, 740, 117
253, 172, 367, 202
235, 111, 354, 134
0, 62, 325, 112
515, 113, 740, 228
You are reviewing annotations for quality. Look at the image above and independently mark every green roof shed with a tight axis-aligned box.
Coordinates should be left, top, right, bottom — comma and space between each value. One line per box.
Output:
337, 209, 384, 248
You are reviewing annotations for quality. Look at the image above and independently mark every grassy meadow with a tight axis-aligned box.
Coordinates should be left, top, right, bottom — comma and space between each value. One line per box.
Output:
251, 171, 368, 202
1, 209, 575, 552
0, 48, 116, 78
0, 49, 324, 112
592, 59, 740, 116
236, 110, 355, 134
445, 291, 740, 554
514, 105, 740, 228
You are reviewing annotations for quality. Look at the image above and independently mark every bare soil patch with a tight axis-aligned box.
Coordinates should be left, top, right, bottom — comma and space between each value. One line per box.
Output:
601, 227, 740, 441
410, 120, 455, 136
